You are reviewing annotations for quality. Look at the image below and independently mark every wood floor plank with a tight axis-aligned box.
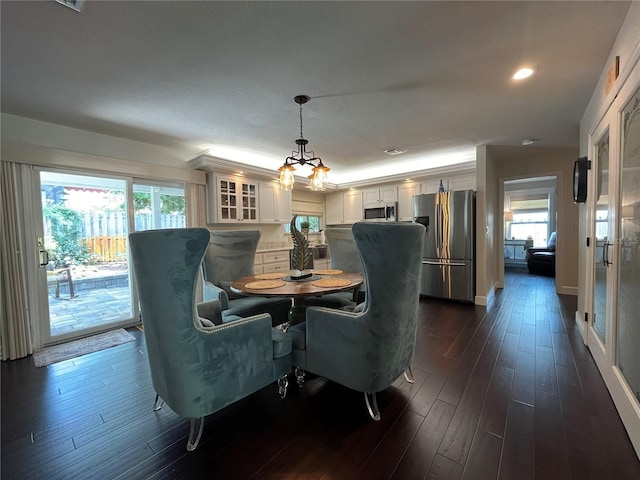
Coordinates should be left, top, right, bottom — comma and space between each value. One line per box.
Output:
438, 375, 491, 465
534, 389, 570, 480
355, 410, 424, 479
535, 345, 559, 395
498, 400, 535, 480
390, 400, 456, 480
426, 454, 464, 480
511, 349, 535, 406
461, 431, 502, 480
476, 365, 514, 437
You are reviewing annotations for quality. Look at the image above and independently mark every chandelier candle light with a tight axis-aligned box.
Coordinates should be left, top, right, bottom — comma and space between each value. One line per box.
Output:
279, 95, 330, 191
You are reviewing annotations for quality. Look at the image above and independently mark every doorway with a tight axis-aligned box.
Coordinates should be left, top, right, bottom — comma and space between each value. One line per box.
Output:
500, 176, 557, 282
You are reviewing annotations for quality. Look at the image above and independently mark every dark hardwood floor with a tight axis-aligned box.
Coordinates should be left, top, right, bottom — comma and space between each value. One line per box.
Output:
2, 270, 639, 479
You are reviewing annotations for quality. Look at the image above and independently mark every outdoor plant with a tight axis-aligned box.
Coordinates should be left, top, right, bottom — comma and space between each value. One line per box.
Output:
43, 203, 91, 268
300, 220, 310, 230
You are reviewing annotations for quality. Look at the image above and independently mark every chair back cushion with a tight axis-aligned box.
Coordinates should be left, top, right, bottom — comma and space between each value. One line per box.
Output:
325, 228, 363, 274
203, 230, 261, 298
353, 223, 424, 381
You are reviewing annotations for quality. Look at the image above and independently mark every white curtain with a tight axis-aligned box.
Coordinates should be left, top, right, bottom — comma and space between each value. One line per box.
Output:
185, 182, 206, 227
0, 161, 33, 360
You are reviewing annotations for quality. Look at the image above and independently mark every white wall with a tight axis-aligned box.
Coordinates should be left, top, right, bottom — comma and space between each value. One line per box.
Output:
1, 113, 199, 169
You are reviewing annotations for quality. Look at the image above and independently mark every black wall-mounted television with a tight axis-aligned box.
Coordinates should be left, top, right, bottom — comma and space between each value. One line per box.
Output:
573, 156, 589, 203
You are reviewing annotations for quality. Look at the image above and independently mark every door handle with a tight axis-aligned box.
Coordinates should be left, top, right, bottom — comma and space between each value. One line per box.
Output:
603, 242, 612, 266
39, 250, 49, 267
37, 236, 49, 267
423, 260, 466, 267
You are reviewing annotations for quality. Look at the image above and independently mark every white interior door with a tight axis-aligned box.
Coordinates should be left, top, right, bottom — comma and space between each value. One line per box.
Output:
587, 121, 614, 366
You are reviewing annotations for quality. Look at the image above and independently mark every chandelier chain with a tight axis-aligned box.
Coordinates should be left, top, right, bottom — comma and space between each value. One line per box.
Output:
299, 103, 304, 140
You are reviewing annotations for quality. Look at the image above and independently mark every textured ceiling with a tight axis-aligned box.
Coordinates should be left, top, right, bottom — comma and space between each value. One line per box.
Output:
0, 1, 630, 186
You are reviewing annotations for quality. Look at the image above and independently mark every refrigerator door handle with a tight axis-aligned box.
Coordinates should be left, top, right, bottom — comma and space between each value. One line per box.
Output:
422, 260, 467, 267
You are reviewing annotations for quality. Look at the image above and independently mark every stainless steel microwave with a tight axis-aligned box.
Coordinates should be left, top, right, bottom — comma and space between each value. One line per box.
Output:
363, 202, 397, 222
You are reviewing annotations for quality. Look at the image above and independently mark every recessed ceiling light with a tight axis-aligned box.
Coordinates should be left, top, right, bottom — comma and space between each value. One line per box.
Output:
512, 67, 535, 80
384, 148, 405, 156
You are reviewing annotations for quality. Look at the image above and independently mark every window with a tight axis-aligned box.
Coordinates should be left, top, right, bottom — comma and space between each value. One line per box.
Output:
506, 193, 550, 247
595, 208, 608, 240
283, 215, 321, 233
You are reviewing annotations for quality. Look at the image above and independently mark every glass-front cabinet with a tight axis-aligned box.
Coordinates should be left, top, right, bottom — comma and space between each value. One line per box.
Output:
207, 173, 259, 223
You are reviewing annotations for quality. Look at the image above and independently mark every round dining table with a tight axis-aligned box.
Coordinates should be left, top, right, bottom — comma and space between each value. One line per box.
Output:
231, 270, 363, 327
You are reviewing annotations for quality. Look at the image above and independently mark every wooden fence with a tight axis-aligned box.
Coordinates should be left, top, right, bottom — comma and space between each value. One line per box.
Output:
84, 236, 129, 262
45, 211, 185, 262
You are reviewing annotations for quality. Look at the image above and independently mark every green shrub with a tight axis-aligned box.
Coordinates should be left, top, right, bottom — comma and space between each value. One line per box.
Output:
43, 204, 90, 268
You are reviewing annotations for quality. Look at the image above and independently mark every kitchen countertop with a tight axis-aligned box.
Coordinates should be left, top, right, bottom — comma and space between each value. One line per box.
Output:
256, 243, 328, 253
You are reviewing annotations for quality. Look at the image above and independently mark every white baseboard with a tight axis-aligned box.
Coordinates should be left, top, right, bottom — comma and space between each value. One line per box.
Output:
558, 285, 578, 296
475, 283, 495, 306
575, 310, 586, 341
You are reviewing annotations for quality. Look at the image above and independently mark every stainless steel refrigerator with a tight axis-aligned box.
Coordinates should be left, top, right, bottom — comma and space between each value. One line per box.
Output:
413, 190, 475, 302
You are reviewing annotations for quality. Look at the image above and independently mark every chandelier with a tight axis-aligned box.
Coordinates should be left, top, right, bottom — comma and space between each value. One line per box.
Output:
278, 95, 330, 191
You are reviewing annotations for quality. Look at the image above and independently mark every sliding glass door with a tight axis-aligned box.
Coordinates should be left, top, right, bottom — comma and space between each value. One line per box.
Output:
37, 170, 135, 344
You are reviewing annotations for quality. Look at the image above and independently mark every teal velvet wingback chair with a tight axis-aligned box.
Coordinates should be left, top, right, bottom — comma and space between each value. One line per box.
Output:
202, 230, 291, 326
304, 227, 364, 309
129, 228, 292, 451
290, 222, 424, 420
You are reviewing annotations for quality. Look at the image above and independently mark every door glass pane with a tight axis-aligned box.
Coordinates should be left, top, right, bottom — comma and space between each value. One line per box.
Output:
41, 172, 132, 338
617, 86, 640, 403
593, 131, 609, 343
133, 183, 185, 231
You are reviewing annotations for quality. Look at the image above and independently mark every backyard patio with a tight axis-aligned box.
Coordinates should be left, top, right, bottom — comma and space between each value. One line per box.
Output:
47, 263, 133, 336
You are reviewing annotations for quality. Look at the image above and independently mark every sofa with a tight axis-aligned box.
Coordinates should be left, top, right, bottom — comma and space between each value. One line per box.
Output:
525, 232, 556, 277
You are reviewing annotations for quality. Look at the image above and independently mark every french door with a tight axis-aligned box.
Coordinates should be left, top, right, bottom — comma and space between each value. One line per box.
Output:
587, 74, 640, 457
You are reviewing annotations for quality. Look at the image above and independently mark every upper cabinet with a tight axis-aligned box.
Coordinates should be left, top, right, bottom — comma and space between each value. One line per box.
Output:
421, 173, 476, 194
362, 185, 398, 205
325, 190, 363, 225
259, 182, 292, 224
398, 182, 421, 221
206, 173, 259, 224
344, 190, 363, 224
325, 192, 344, 225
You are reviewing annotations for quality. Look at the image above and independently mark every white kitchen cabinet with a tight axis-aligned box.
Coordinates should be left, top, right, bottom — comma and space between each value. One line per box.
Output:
421, 173, 476, 194
343, 190, 363, 224
313, 258, 331, 270
326, 190, 363, 225
362, 185, 398, 205
325, 192, 344, 225
255, 250, 291, 273
206, 173, 259, 224
259, 182, 292, 224
398, 182, 421, 221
